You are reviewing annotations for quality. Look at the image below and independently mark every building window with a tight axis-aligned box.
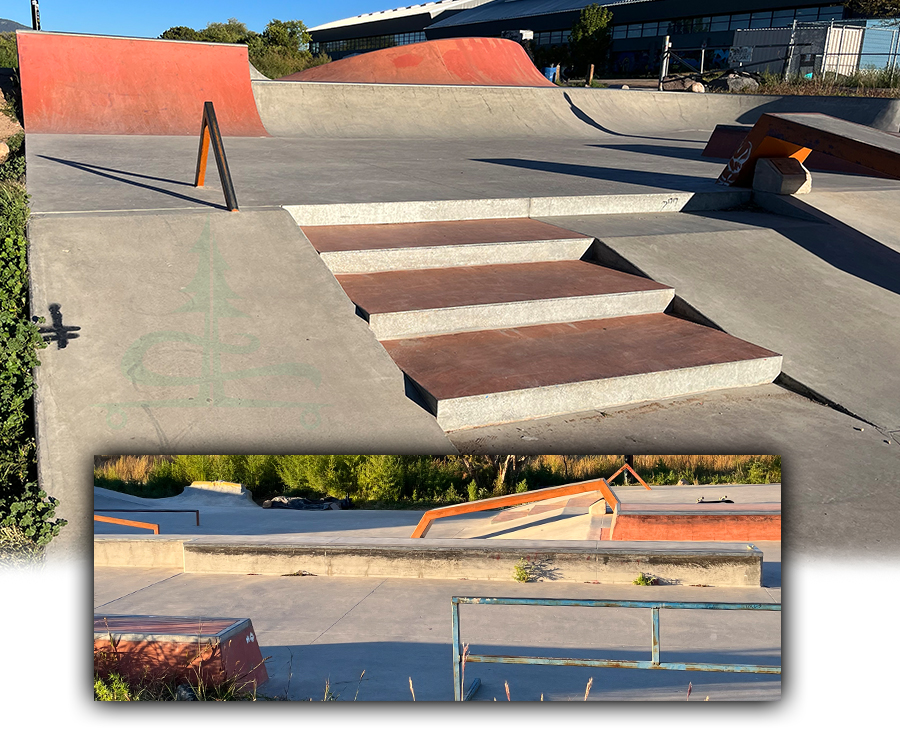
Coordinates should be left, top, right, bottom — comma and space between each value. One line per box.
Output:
750, 12, 773, 28
710, 15, 730, 32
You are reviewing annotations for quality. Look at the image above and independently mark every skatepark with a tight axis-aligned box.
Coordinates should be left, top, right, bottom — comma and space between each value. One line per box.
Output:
12, 30, 898, 561
93, 472, 781, 700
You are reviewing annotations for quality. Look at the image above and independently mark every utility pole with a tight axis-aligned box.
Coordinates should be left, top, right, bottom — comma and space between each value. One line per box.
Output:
657, 36, 671, 90
31, 0, 41, 31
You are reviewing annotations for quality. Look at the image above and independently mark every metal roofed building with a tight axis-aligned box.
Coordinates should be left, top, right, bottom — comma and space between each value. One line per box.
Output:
308, 1, 496, 59
425, 0, 854, 74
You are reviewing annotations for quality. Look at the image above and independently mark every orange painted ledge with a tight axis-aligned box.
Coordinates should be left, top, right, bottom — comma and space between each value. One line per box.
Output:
94, 615, 268, 689
718, 112, 900, 187
609, 514, 781, 542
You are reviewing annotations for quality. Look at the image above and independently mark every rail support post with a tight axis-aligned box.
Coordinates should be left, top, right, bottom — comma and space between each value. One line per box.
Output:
195, 101, 239, 212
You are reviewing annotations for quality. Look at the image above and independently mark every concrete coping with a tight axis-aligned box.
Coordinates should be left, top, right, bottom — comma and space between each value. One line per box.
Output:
92, 535, 761, 557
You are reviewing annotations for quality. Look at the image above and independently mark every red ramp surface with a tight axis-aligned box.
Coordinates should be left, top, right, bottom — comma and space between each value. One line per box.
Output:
281, 37, 555, 87
17, 31, 268, 136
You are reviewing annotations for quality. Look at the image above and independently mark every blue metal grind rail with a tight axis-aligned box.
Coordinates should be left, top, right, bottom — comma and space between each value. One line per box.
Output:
451, 596, 781, 701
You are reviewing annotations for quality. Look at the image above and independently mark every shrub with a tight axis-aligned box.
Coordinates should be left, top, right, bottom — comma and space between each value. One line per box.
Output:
0, 32, 17, 69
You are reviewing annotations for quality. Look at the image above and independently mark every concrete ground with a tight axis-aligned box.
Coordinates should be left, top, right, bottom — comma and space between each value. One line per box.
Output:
25, 133, 898, 214
94, 566, 781, 701
26, 88, 900, 560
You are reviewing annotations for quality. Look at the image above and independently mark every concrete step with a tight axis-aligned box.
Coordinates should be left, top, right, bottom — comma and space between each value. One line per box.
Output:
336, 261, 675, 339
383, 314, 782, 431
303, 218, 594, 272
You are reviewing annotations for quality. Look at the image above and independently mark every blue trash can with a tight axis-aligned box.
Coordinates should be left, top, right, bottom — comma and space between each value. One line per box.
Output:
543, 67, 556, 82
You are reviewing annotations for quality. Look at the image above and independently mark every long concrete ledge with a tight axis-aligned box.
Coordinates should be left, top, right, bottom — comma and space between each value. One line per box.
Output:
285, 191, 751, 227
94, 537, 762, 587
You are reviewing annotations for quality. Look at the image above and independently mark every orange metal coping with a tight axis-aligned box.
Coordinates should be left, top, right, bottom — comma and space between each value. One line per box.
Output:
410, 464, 648, 538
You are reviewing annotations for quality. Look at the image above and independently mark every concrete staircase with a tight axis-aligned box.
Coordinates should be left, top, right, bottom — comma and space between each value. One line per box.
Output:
301, 217, 782, 431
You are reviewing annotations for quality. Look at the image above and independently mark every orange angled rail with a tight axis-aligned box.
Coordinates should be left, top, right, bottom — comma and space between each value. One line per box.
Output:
410, 463, 651, 539
606, 462, 651, 490
93, 514, 160, 534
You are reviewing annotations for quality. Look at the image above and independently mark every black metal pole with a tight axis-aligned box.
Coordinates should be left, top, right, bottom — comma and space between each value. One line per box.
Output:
31, 0, 41, 31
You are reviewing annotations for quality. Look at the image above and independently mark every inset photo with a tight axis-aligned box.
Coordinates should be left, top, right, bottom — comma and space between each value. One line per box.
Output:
94, 454, 781, 701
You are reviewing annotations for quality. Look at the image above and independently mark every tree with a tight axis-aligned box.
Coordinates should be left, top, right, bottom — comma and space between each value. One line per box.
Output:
843, 1, 900, 18
569, 3, 613, 75
158, 18, 328, 79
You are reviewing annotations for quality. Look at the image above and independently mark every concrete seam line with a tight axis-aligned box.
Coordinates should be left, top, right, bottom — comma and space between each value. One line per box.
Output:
308, 579, 387, 645
94, 571, 185, 609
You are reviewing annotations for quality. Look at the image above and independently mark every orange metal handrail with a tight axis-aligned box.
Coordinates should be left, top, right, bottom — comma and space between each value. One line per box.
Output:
411, 463, 651, 539
606, 462, 651, 490
93, 514, 160, 534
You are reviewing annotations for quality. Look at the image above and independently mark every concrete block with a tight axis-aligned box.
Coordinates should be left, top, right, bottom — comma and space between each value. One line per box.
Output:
94, 614, 268, 689
752, 157, 812, 195
94, 538, 186, 568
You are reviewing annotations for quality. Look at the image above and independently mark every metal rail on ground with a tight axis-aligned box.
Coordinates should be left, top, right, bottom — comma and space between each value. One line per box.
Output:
94, 509, 200, 526
451, 596, 781, 701
411, 464, 649, 539
194, 101, 239, 212
93, 515, 160, 535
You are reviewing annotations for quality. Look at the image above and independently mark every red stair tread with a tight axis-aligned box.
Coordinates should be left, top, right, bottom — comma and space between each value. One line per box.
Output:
302, 218, 587, 254
336, 261, 670, 314
382, 315, 779, 400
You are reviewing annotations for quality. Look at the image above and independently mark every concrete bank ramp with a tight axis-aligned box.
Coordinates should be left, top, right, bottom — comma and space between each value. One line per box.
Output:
282, 37, 554, 87
16, 30, 268, 135
252, 82, 900, 139
40, 209, 453, 552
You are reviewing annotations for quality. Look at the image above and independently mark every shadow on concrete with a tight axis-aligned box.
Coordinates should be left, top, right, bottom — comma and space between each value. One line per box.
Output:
258, 641, 781, 701
588, 143, 717, 163
563, 93, 708, 144
35, 155, 227, 210
776, 223, 900, 298
473, 158, 713, 192
762, 560, 781, 588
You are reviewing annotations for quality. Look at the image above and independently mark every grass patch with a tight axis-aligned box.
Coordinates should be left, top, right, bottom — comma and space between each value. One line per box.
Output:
94, 454, 781, 511
94, 671, 264, 701
752, 69, 900, 98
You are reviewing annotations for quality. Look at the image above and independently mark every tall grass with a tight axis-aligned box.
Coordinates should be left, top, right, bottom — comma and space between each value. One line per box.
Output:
94, 454, 780, 507
755, 68, 900, 97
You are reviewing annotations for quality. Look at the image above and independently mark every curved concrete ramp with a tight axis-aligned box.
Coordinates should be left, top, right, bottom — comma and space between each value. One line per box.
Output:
280, 37, 554, 87
16, 30, 268, 136
253, 81, 900, 140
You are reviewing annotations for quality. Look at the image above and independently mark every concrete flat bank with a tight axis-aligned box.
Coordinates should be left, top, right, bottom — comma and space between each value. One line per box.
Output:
94, 537, 762, 587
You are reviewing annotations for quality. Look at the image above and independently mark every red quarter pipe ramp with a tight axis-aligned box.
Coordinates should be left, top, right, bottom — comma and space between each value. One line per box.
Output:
16, 31, 268, 136
281, 37, 555, 87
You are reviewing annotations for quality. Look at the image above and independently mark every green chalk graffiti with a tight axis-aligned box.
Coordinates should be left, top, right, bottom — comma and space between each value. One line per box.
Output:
96, 221, 325, 430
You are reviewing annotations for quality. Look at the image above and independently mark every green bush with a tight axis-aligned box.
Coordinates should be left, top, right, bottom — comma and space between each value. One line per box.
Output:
0, 178, 66, 551
0, 32, 17, 69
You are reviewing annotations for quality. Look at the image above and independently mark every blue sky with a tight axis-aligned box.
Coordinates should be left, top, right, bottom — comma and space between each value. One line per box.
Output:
4, 1, 388, 36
